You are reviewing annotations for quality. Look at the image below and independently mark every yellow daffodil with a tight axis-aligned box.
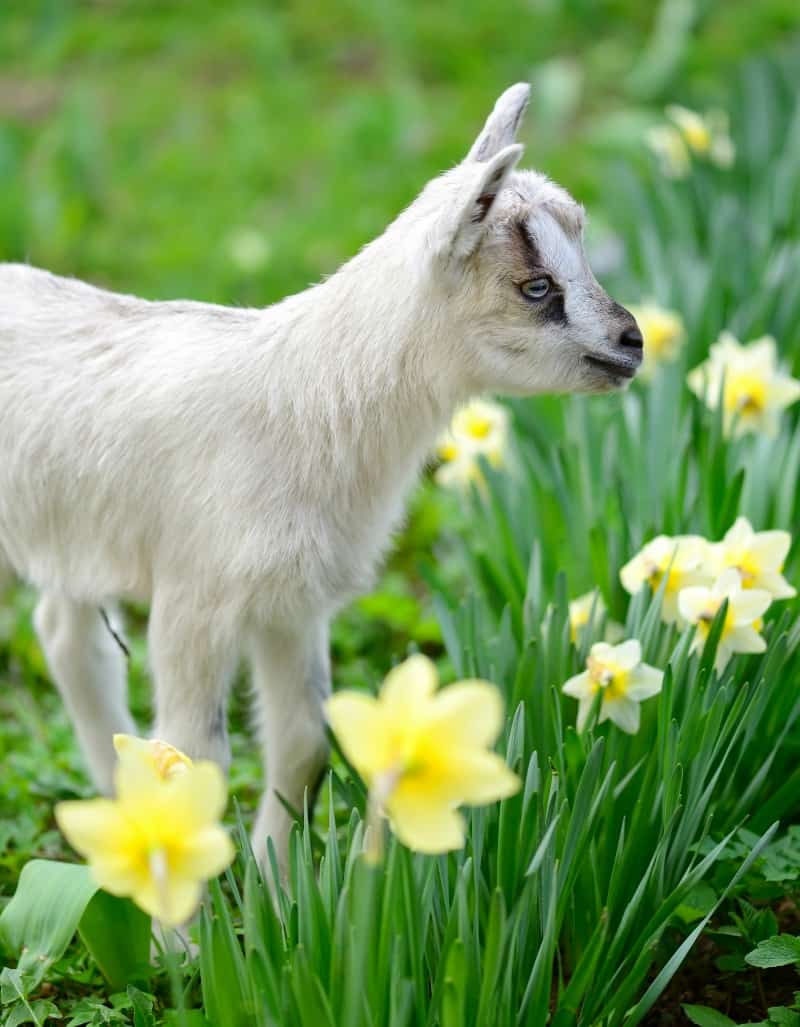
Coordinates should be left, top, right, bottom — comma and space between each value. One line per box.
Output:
710, 516, 796, 599
436, 398, 508, 489
687, 332, 800, 437
56, 737, 234, 926
562, 639, 663, 734
324, 654, 520, 856
112, 734, 193, 779
646, 124, 691, 179
665, 105, 735, 169
620, 534, 712, 623
627, 302, 685, 379
678, 568, 772, 673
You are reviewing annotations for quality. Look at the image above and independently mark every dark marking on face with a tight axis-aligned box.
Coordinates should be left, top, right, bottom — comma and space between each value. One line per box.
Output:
545, 292, 567, 325
518, 222, 541, 270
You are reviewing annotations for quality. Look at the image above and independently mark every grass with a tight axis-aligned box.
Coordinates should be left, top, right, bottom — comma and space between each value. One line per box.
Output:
2, 3, 800, 1024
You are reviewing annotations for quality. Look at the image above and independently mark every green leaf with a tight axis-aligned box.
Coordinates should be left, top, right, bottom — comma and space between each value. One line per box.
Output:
682, 1006, 738, 1027
746, 935, 800, 969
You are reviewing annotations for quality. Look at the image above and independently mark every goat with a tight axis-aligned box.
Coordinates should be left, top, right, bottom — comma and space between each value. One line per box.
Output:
0, 84, 642, 868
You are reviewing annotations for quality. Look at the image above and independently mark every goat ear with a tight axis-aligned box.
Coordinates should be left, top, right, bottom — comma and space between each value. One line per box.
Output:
467, 83, 530, 162
446, 143, 523, 262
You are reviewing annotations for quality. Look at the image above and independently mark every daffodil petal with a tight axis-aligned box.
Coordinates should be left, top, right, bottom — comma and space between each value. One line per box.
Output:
387, 795, 466, 854
562, 671, 592, 700
730, 588, 771, 625
603, 698, 641, 735
722, 517, 752, 548
324, 691, 390, 779
381, 654, 438, 715
758, 571, 796, 599
625, 664, 664, 701
165, 761, 229, 829
612, 639, 642, 671
179, 826, 236, 880
727, 626, 767, 654
438, 749, 521, 804
429, 681, 504, 748
134, 876, 203, 927
749, 531, 791, 570
55, 799, 131, 858
678, 586, 710, 624
575, 698, 594, 733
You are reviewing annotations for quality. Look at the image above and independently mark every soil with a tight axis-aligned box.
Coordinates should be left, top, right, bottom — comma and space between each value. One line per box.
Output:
644, 901, 799, 1025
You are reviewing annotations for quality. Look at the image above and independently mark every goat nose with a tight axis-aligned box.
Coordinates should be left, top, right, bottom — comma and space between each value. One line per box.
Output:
619, 325, 643, 349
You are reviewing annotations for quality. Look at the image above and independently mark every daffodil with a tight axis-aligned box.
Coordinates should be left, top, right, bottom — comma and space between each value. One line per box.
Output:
562, 639, 663, 734
568, 590, 606, 644
112, 734, 193, 779
665, 105, 735, 169
687, 333, 800, 437
646, 124, 691, 179
324, 654, 520, 856
56, 737, 234, 926
627, 302, 685, 379
620, 534, 712, 623
710, 517, 795, 599
435, 398, 508, 488
678, 568, 772, 673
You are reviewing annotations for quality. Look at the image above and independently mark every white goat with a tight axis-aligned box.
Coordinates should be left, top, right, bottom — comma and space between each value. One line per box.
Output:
0, 84, 641, 866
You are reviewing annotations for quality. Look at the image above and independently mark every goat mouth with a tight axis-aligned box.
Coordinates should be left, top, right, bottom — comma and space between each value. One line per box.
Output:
583, 354, 639, 379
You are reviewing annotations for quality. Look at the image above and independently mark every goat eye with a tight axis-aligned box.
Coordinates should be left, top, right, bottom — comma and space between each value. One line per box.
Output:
521, 277, 551, 301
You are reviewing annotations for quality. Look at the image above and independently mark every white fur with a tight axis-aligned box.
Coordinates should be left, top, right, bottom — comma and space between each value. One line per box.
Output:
0, 84, 639, 867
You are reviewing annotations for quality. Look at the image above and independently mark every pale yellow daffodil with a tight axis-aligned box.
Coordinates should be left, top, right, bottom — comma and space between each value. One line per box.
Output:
678, 568, 772, 673
563, 639, 663, 735
627, 302, 686, 379
436, 398, 509, 489
568, 590, 605, 644
687, 333, 800, 438
665, 106, 735, 168
710, 516, 795, 599
324, 654, 520, 856
56, 736, 235, 926
646, 124, 691, 179
620, 534, 712, 623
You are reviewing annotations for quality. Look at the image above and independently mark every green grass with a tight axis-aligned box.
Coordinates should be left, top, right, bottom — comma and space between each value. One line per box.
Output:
2, 3, 800, 1025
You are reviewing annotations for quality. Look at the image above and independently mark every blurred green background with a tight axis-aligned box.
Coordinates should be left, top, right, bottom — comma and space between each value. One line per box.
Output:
1, 0, 798, 308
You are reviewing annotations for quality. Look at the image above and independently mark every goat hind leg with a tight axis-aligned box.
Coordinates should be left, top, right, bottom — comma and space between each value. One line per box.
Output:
34, 595, 136, 793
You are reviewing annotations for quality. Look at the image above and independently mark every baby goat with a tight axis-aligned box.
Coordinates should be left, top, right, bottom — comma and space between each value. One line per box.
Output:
0, 84, 641, 867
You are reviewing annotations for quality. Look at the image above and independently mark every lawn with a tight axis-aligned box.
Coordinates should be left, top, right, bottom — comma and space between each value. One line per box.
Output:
2, 2, 800, 1024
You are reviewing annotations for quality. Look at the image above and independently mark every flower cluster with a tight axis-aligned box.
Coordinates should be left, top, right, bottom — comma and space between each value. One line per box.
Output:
56, 736, 234, 927
688, 332, 800, 438
647, 105, 734, 178
563, 516, 794, 734
435, 398, 509, 489
325, 654, 519, 858
620, 517, 795, 671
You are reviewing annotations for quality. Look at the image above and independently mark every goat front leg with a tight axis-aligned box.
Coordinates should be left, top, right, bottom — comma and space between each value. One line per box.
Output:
34, 595, 136, 792
148, 590, 239, 772
248, 620, 331, 875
